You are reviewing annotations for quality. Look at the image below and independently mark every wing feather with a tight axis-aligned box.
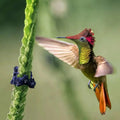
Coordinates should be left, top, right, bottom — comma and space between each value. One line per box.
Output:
94, 56, 113, 77
36, 37, 79, 67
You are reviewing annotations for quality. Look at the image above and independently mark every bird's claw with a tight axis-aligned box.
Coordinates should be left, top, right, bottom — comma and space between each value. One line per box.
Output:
88, 80, 94, 89
88, 80, 92, 89
93, 84, 98, 92
88, 80, 98, 92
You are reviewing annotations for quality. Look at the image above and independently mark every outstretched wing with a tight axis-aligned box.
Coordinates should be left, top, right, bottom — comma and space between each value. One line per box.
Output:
36, 37, 79, 68
94, 56, 113, 77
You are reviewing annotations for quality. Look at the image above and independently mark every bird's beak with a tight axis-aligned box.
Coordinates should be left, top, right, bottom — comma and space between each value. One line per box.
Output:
56, 37, 66, 39
57, 31, 81, 40
57, 34, 79, 40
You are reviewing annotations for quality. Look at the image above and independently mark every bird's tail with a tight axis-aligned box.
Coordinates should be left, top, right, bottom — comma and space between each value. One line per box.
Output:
93, 81, 111, 114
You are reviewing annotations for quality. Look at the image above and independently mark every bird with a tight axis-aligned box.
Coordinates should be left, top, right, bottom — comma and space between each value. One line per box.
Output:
36, 28, 113, 114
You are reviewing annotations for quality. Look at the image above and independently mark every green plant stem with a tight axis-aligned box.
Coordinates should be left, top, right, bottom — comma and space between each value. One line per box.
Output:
7, 0, 38, 120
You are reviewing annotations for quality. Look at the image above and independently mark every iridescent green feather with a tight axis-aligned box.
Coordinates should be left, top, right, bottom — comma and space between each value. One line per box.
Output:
79, 47, 91, 64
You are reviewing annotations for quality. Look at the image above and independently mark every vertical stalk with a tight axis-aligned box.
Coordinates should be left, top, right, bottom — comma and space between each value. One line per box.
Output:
7, 0, 38, 119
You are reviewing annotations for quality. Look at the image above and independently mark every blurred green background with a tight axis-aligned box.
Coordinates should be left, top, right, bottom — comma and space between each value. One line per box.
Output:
0, 0, 120, 120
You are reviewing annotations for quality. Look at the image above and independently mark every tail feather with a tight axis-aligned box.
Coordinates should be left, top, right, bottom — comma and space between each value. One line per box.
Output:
105, 88, 111, 109
93, 82, 111, 114
93, 84, 100, 102
99, 82, 106, 114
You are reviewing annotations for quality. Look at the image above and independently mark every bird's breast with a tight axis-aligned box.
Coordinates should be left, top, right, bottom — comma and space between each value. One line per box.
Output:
78, 61, 99, 83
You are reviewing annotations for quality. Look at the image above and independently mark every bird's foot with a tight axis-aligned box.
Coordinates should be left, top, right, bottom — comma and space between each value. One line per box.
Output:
88, 80, 99, 92
88, 80, 91, 89
93, 84, 98, 92
88, 80, 94, 89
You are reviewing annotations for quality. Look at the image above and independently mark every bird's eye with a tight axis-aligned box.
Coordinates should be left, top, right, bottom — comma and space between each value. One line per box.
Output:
79, 37, 86, 42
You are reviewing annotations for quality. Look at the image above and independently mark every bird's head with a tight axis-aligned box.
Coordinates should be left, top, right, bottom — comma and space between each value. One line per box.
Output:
57, 28, 95, 48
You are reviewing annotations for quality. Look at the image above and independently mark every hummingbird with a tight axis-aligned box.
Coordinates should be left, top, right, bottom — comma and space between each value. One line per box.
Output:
36, 28, 113, 114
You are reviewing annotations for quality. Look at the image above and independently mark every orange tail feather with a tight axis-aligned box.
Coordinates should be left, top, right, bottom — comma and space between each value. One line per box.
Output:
105, 87, 111, 109
99, 82, 106, 114
93, 82, 111, 114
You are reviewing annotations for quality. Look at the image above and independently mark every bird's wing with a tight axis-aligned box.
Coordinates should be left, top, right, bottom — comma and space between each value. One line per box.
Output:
36, 37, 79, 68
94, 56, 113, 77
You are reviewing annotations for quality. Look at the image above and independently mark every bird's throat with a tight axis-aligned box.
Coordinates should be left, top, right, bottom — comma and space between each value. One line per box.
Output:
79, 47, 91, 64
